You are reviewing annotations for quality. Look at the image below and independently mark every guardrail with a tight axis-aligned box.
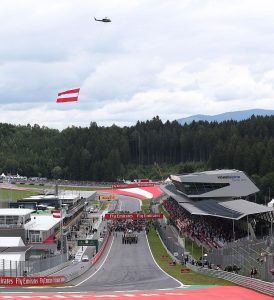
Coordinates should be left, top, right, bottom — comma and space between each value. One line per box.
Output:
186, 263, 274, 297
92, 231, 110, 265
33, 261, 71, 277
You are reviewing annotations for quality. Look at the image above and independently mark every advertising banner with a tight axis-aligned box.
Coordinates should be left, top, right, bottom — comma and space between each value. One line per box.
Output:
0, 276, 65, 286
105, 213, 163, 220
111, 183, 155, 189
99, 195, 117, 201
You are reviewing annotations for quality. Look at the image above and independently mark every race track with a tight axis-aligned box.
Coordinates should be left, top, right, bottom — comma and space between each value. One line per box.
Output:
1, 196, 272, 299
70, 195, 180, 291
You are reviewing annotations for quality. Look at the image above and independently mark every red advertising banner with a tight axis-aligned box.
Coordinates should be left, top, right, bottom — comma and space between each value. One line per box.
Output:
111, 183, 155, 189
105, 213, 163, 220
0, 276, 64, 286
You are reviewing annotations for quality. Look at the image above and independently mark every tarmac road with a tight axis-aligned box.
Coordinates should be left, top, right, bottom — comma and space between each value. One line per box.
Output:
2, 195, 180, 293
69, 195, 180, 291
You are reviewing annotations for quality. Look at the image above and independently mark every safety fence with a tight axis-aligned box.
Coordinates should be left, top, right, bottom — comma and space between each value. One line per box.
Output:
0, 253, 67, 277
92, 231, 110, 265
187, 263, 274, 297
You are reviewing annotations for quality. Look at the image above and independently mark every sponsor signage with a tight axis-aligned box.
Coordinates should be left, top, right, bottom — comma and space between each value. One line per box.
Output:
105, 213, 163, 220
78, 239, 98, 252
217, 175, 240, 180
111, 183, 155, 189
0, 276, 64, 286
99, 195, 117, 201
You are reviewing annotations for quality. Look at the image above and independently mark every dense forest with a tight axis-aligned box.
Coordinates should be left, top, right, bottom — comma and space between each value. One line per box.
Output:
1, 115, 274, 204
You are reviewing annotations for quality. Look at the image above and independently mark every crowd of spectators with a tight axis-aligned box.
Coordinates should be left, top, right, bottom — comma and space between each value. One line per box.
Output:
163, 198, 246, 248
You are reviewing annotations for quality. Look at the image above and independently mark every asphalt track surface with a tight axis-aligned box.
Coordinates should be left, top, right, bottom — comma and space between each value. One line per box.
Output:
69, 195, 180, 291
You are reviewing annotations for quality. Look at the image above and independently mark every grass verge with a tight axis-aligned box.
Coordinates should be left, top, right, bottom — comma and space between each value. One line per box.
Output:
0, 189, 39, 202
16, 184, 108, 191
158, 204, 170, 219
141, 198, 151, 212
147, 227, 232, 285
100, 202, 108, 211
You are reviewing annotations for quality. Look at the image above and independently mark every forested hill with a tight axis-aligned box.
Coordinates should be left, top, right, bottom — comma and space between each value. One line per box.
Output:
1, 115, 274, 202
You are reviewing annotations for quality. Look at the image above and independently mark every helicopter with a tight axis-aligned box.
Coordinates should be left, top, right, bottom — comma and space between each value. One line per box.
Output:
94, 17, 111, 23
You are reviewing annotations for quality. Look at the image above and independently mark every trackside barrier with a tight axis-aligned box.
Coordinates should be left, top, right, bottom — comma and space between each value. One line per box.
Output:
0, 276, 64, 286
186, 263, 274, 297
92, 232, 110, 265
33, 261, 71, 277
64, 231, 111, 283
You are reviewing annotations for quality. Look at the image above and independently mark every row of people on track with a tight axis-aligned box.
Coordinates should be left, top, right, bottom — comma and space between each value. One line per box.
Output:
108, 219, 147, 233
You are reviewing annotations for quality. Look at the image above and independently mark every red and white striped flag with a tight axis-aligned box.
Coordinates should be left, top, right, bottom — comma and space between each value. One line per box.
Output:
56, 88, 80, 103
52, 210, 61, 218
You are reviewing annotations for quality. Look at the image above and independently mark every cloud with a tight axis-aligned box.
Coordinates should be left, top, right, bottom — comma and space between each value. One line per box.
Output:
1, 0, 274, 128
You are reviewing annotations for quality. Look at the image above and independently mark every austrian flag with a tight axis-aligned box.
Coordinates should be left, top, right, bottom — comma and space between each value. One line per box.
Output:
56, 88, 80, 103
52, 210, 61, 218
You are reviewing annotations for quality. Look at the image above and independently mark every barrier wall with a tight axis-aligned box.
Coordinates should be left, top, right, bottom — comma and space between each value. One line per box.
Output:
92, 232, 110, 265
0, 276, 64, 286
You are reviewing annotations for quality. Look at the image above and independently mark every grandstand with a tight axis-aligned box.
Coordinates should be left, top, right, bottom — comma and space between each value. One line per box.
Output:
161, 169, 274, 281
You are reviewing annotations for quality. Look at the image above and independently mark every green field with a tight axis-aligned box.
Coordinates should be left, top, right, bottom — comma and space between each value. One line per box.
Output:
158, 204, 170, 219
158, 204, 203, 260
100, 202, 108, 211
141, 199, 151, 212
16, 184, 108, 191
0, 189, 39, 202
147, 227, 231, 285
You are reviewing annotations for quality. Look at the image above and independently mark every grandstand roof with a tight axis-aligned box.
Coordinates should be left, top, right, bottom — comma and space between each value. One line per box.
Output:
161, 184, 273, 220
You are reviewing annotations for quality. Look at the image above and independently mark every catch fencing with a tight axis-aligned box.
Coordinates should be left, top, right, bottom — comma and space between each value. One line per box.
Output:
0, 254, 67, 277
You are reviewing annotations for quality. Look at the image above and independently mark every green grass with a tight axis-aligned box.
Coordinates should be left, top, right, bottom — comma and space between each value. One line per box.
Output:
141, 199, 151, 212
147, 227, 232, 285
184, 236, 204, 260
0, 189, 39, 201
100, 202, 108, 211
16, 184, 108, 191
158, 204, 203, 260
158, 204, 170, 219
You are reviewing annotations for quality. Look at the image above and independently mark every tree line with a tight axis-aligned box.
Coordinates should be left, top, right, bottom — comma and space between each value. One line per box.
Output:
0, 115, 274, 203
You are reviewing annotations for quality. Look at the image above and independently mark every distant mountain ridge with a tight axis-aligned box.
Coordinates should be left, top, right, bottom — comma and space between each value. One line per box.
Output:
177, 109, 274, 124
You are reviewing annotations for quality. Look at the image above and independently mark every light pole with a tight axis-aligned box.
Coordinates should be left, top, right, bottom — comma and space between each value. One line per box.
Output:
57, 186, 64, 256
233, 218, 235, 242
201, 244, 204, 266
60, 203, 64, 256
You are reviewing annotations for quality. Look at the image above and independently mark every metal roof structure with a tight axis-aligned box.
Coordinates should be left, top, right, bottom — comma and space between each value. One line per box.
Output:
0, 237, 25, 247
161, 184, 273, 220
24, 215, 60, 231
0, 208, 34, 216
170, 169, 259, 198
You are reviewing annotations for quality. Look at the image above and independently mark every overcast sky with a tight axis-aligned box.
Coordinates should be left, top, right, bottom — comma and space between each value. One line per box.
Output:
1, 0, 274, 129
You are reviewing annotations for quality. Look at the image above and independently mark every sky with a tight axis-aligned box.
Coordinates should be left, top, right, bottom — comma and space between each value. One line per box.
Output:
1, 0, 274, 129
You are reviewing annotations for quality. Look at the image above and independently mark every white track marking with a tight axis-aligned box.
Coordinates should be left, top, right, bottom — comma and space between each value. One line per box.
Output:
145, 234, 184, 288
75, 236, 114, 286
